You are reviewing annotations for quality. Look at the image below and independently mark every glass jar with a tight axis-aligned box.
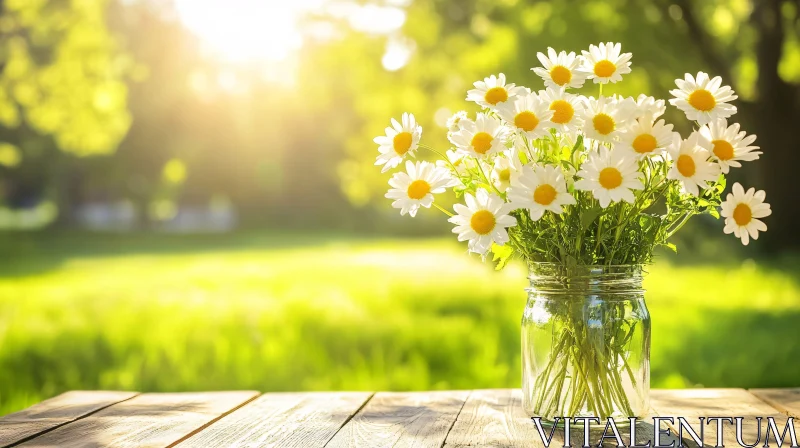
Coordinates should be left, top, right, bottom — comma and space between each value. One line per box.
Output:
521, 263, 650, 421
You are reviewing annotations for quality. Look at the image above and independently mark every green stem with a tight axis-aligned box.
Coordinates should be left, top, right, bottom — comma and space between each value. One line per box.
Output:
594, 214, 605, 255
419, 144, 462, 178
572, 349, 603, 417
610, 355, 636, 415
531, 300, 643, 420
432, 203, 453, 217
521, 134, 535, 162
476, 158, 503, 196
534, 333, 569, 411
665, 211, 694, 238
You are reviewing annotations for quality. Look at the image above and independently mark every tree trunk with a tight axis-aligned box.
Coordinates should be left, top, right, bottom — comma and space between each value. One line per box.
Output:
749, 107, 800, 251
749, 0, 800, 251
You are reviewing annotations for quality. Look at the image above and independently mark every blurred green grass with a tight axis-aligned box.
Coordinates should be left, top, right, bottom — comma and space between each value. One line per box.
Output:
1, 232, 799, 416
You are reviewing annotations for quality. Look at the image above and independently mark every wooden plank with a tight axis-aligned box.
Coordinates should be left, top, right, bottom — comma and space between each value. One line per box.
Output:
0, 391, 137, 447
442, 389, 540, 448
325, 390, 469, 448
750, 388, 800, 418
17, 391, 258, 448
177, 392, 372, 448
443, 389, 680, 448
650, 388, 793, 447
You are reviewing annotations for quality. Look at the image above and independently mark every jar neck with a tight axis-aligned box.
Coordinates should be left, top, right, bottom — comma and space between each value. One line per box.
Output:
527, 263, 644, 294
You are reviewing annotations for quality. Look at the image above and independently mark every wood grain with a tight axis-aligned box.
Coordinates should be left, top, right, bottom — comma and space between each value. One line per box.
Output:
443, 389, 683, 448
8, 389, 800, 447
443, 389, 541, 448
16, 391, 258, 448
0, 391, 137, 448
177, 392, 372, 448
325, 391, 469, 448
750, 388, 800, 418
650, 388, 792, 447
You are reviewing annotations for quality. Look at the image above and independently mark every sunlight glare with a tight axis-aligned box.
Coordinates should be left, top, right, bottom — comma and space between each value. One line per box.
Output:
345, 5, 406, 34
174, 0, 324, 62
382, 37, 415, 71
174, 0, 411, 87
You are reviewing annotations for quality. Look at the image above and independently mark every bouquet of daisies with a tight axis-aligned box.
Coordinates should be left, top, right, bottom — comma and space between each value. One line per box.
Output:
374, 42, 770, 268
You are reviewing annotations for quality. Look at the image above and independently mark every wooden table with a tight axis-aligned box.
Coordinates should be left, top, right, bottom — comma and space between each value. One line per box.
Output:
1, 389, 798, 447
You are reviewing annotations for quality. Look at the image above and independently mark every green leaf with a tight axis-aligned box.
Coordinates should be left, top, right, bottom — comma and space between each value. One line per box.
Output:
716, 173, 727, 193
570, 134, 584, 156
491, 243, 514, 271
665, 242, 678, 253
580, 205, 603, 230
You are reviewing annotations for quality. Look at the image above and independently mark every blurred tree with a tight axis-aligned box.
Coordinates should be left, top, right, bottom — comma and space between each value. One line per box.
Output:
0, 0, 133, 216
108, 1, 356, 229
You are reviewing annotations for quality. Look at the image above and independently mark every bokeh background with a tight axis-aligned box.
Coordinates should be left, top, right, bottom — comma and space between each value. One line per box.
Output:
1, 0, 799, 416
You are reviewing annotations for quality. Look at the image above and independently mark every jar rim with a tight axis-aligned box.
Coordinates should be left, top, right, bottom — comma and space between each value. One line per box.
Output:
527, 262, 646, 268
527, 262, 646, 293
527, 262, 648, 275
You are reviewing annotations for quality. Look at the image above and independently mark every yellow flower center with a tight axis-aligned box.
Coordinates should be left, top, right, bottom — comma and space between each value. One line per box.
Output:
598, 167, 623, 190
676, 154, 696, 177
592, 113, 615, 135
688, 89, 716, 112
498, 168, 511, 183
484, 87, 508, 105
471, 132, 494, 155
406, 179, 431, 200
733, 203, 752, 226
470, 209, 496, 235
393, 132, 413, 155
632, 133, 658, 154
712, 139, 735, 161
594, 60, 616, 78
533, 184, 557, 205
550, 65, 572, 86
549, 100, 574, 124
514, 111, 539, 132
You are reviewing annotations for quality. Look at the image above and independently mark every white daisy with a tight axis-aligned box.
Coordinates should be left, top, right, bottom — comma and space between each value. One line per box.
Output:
374, 112, 422, 173
495, 92, 554, 140
466, 73, 525, 109
574, 147, 644, 208
580, 96, 634, 143
632, 94, 666, 121
618, 118, 677, 159
448, 188, 517, 255
698, 118, 761, 174
667, 132, 721, 196
507, 164, 576, 220
531, 48, 589, 89
538, 87, 584, 136
669, 72, 737, 125
448, 113, 509, 159
385, 161, 455, 217
581, 42, 632, 84
720, 183, 771, 246
446, 110, 469, 133
489, 149, 523, 192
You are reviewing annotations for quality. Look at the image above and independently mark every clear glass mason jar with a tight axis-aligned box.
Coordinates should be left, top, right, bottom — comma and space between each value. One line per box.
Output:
521, 263, 650, 422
